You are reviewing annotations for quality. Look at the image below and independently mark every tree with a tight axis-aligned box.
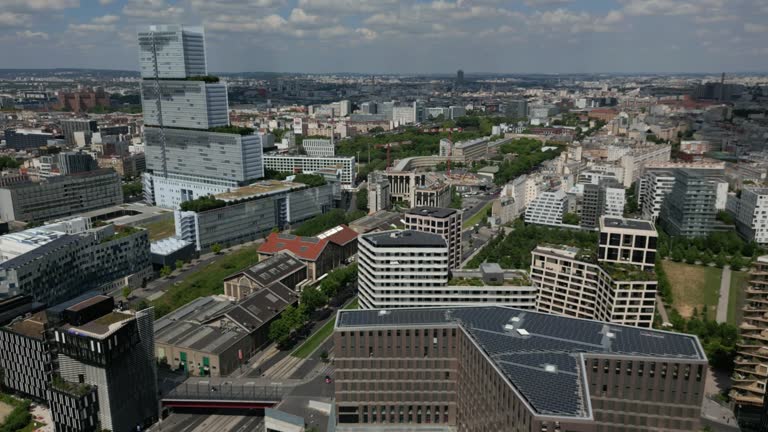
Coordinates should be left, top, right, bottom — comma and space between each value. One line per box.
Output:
356, 187, 368, 211
300, 287, 328, 312
211, 243, 222, 254
268, 318, 292, 346
320, 350, 329, 363
450, 186, 462, 209
175, 259, 184, 270
121, 286, 132, 299
714, 251, 727, 268
730, 255, 745, 271
562, 212, 580, 225
685, 247, 700, 264
135, 299, 150, 311
160, 265, 172, 278
122, 181, 143, 198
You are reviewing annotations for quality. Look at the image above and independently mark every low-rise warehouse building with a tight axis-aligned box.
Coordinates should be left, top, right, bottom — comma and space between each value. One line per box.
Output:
154, 283, 298, 377
224, 251, 307, 300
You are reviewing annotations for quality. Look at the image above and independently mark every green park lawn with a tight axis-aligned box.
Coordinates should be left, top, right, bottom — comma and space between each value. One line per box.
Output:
728, 270, 750, 325
661, 261, 722, 320
151, 246, 260, 317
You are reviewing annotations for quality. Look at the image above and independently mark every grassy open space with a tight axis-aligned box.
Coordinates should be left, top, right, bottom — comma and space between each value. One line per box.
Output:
140, 217, 176, 241
662, 261, 722, 319
291, 297, 359, 359
151, 246, 260, 317
463, 202, 492, 229
728, 270, 750, 325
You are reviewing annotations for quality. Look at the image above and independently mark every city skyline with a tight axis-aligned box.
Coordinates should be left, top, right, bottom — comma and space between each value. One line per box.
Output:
0, 0, 767, 74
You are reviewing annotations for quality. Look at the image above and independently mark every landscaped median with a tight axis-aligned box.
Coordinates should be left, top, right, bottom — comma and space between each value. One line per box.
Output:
462, 201, 493, 229
290, 297, 359, 359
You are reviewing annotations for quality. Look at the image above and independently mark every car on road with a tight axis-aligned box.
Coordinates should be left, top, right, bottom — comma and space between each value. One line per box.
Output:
325, 375, 332, 384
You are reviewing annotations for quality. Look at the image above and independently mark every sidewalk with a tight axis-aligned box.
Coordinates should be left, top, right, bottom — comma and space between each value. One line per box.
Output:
716, 265, 732, 323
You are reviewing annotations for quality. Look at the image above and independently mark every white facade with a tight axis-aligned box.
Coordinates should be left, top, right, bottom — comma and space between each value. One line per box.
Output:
140, 81, 228, 129
638, 170, 675, 222
603, 186, 626, 217
137, 25, 206, 79
143, 172, 232, 209
619, 145, 672, 187
263, 155, 355, 185
525, 190, 567, 226
730, 188, 768, 245
302, 138, 335, 157
448, 105, 465, 119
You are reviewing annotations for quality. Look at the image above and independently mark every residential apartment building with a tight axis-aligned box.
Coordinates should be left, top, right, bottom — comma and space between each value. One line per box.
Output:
659, 168, 729, 238
138, 25, 265, 209
404, 207, 463, 270
334, 306, 707, 432
525, 190, 567, 226
729, 188, 768, 245
263, 155, 355, 186
302, 138, 335, 157
358, 230, 535, 310
0, 169, 123, 223
531, 217, 658, 327
618, 144, 672, 187
52, 297, 157, 432
60, 120, 98, 147
638, 169, 676, 222
581, 179, 625, 229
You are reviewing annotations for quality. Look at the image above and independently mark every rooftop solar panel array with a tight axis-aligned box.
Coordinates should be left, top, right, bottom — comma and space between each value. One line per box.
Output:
336, 306, 705, 418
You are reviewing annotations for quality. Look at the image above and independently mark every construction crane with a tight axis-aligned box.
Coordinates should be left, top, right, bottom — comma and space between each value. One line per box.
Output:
446, 129, 453, 178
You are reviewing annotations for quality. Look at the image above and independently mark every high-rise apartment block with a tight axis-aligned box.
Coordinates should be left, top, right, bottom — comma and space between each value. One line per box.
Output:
404, 207, 463, 270
138, 25, 264, 209
334, 306, 707, 431
61, 119, 98, 147
531, 217, 658, 327
0, 311, 54, 401
731, 256, 768, 415
659, 168, 729, 238
581, 178, 625, 229
525, 190, 567, 226
728, 187, 768, 245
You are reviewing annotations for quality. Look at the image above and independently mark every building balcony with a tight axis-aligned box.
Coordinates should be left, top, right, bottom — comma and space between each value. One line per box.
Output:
730, 390, 765, 406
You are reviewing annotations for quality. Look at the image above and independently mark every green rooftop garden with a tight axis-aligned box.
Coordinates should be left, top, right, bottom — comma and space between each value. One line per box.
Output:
292, 173, 327, 187
51, 375, 92, 397
186, 75, 220, 83
602, 262, 656, 281
179, 195, 227, 213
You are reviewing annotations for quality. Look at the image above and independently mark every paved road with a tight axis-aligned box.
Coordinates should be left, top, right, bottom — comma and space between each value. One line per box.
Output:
152, 410, 263, 432
716, 265, 732, 323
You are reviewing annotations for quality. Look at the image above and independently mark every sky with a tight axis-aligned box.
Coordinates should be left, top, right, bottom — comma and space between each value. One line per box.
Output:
0, 0, 767, 74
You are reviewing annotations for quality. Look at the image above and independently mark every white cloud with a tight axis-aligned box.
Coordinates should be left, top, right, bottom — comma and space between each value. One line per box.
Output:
68, 23, 115, 32
621, 0, 704, 16
186, 0, 285, 14
122, 0, 184, 18
16, 30, 49, 40
92, 14, 119, 24
288, 8, 335, 26
694, 14, 736, 23
531, 8, 624, 33
1, 0, 79, 11
297, 0, 398, 14
98, 0, 114, 4
744, 22, 768, 33
355, 27, 377, 40
0, 12, 27, 26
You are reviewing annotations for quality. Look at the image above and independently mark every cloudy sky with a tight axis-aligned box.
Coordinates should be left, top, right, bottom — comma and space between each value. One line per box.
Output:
1, 0, 767, 74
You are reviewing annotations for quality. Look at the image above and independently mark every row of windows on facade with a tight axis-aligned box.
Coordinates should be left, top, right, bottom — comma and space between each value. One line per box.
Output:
589, 359, 703, 381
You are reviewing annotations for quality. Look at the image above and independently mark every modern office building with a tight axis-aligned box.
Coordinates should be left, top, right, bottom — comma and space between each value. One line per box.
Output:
357, 230, 536, 310
138, 24, 265, 208
3, 129, 56, 150
531, 217, 658, 328
174, 179, 337, 252
52, 296, 157, 432
448, 105, 466, 119
0, 169, 123, 223
502, 99, 528, 118
659, 168, 729, 238
0, 222, 151, 306
366, 171, 391, 213
301, 138, 335, 157
263, 155, 355, 186
729, 188, 768, 245
439, 137, 489, 162
381, 171, 451, 208
137, 24, 206, 79
334, 306, 707, 432
60, 119, 98, 146
40, 151, 98, 177
0, 311, 54, 401
524, 190, 567, 227
404, 207, 463, 270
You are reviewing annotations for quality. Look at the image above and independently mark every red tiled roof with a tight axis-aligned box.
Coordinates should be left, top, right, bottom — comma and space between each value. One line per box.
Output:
258, 232, 328, 261
324, 224, 359, 246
